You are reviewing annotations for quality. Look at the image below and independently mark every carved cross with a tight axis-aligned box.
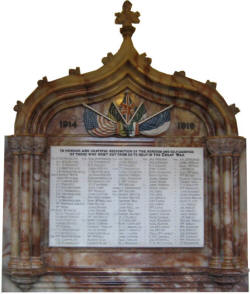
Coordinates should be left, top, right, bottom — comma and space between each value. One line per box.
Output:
115, 1, 140, 37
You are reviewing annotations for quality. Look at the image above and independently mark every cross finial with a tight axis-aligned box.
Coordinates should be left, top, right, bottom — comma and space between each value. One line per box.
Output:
115, 1, 140, 38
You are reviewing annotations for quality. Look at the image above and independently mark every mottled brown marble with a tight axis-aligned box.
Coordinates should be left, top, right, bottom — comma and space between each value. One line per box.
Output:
222, 156, 233, 269
210, 156, 221, 268
3, 135, 247, 291
8, 137, 21, 270
19, 137, 33, 268
207, 136, 246, 271
32, 137, 47, 268
233, 155, 241, 268
2, 1, 248, 291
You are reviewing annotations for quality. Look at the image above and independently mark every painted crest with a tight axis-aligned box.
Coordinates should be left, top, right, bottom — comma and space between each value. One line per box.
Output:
83, 93, 173, 137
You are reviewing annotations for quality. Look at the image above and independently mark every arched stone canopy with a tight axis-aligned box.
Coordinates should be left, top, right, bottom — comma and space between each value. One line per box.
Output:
14, 36, 237, 136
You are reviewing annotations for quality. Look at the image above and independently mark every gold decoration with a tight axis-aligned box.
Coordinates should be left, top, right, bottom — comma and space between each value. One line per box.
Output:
206, 80, 217, 89
13, 101, 23, 113
115, 1, 140, 37
69, 67, 81, 75
139, 53, 152, 66
174, 70, 186, 77
229, 104, 240, 115
174, 71, 186, 77
102, 53, 114, 65
37, 76, 48, 88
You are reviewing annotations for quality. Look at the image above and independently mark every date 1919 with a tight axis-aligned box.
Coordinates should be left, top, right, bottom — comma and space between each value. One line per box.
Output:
177, 122, 195, 130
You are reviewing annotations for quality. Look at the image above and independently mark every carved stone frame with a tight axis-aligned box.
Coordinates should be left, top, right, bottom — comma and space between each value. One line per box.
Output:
3, 1, 248, 291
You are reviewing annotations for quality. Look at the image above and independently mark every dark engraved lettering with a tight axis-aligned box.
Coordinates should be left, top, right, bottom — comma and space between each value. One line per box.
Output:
178, 122, 195, 130
59, 121, 77, 129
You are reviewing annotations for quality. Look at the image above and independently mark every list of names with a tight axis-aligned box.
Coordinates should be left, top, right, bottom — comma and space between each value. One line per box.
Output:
49, 146, 204, 247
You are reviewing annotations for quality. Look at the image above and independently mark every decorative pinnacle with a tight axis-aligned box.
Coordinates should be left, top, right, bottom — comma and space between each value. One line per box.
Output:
115, 1, 140, 38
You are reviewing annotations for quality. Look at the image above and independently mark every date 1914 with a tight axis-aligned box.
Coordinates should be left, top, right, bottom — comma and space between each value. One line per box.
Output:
59, 121, 77, 128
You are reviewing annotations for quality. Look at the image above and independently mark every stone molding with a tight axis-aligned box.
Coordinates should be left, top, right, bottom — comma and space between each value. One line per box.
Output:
9, 136, 21, 154
206, 136, 246, 157
33, 136, 47, 155
9, 136, 47, 155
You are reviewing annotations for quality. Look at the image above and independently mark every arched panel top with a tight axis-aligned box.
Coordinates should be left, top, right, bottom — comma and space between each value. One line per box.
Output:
14, 5, 238, 137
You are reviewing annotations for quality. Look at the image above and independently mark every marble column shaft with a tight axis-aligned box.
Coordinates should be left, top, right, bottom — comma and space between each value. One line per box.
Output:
232, 140, 245, 267
8, 137, 21, 269
19, 136, 33, 268
32, 136, 46, 268
210, 155, 221, 267
222, 155, 233, 268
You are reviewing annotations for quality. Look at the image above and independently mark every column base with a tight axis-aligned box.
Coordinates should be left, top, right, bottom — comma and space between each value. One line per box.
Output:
18, 257, 31, 269
31, 257, 43, 269
222, 257, 234, 269
10, 275, 38, 292
8, 257, 19, 269
209, 256, 221, 268
233, 257, 242, 268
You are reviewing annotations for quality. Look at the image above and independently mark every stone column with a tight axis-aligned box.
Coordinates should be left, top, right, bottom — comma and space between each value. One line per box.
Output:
32, 136, 47, 268
232, 140, 245, 268
8, 136, 21, 269
222, 155, 233, 269
207, 136, 246, 270
207, 140, 221, 268
19, 136, 33, 269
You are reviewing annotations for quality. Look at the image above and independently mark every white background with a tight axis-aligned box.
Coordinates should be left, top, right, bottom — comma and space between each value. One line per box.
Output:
0, 0, 249, 288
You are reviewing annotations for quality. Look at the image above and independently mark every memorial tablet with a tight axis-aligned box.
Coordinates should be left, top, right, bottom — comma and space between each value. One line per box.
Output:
2, 1, 248, 291
49, 146, 204, 248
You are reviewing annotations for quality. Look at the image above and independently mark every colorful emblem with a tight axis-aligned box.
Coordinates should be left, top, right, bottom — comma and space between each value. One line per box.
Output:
119, 93, 136, 123
83, 93, 173, 137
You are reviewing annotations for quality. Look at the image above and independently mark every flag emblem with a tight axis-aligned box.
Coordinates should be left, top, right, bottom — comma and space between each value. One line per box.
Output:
119, 93, 136, 123
83, 92, 173, 137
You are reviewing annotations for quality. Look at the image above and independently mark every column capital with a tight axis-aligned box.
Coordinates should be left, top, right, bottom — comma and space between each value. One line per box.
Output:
20, 136, 33, 155
9, 136, 21, 155
206, 136, 246, 157
33, 136, 47, 155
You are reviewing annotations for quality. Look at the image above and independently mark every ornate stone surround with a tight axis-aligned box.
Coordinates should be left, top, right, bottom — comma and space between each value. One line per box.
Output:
2, 1, 248, 291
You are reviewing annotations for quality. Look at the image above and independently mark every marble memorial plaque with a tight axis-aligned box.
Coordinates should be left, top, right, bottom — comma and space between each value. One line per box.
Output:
3, 1, 248, 290
49, 146, 204, 248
